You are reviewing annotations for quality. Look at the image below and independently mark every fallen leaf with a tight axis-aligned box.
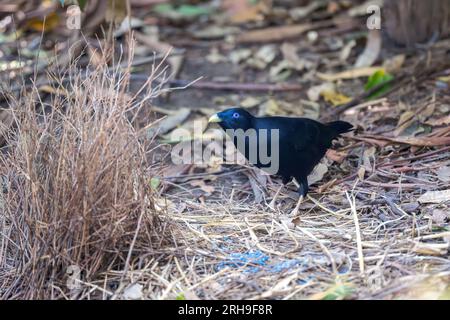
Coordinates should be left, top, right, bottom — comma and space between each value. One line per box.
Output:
308, 161, 329, 185
418, 189, 450, 204
418, 103, 436, 122
247, 45, 277, 69
258, 99, 280, 116
155, 197, 177, 213
281, 42, 312, 71
364, 69, 394, 99
383, 54, 406, 73
425, 115, 450, 127
394, 110, 415, 137
326, 149, 348, 163
148, 108, 191, 137
229, 48, 252, 64
307, 82, 335, 101
300, 100, 321, 119
436, 166, 450, 183
123, 283, 143, 300
401, 202, 420, 212
26, 12, 60, 32
206, 48, 227, 64
240, 96, 261, 108
177, 4, 211, 16
269, 60, 293, 82
316, 66, 381, 81
321, 89, 352, 106
223, 0, 269, 24
154, 3, 212, 20
290, 1, 325, 20
431, 209, 449, 224
276, 100, 303, 116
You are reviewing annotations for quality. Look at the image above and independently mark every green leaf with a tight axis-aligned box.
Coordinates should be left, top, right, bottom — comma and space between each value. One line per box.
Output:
150, 177, 160, 190
176, 293, 185, 300
177, 5, 210, 17
153, 3, 173, 14
78, 0, 88, 10
322, 284, 354, 300
364, 69, 394, 100
153, 4, 211, 19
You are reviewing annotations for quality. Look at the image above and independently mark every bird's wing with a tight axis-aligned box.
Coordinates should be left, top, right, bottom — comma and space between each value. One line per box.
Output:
284, 119, 333, 175
287, 119, 327, 152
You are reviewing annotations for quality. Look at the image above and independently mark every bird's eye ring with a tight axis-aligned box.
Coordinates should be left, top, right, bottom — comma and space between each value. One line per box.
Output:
232, 112, 240, 119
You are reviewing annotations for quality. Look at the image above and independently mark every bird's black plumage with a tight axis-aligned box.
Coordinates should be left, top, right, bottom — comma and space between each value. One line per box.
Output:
209, 108, 353, 196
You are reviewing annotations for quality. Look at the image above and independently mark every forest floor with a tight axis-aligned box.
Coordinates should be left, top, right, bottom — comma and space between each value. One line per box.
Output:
0, 0, 449, 299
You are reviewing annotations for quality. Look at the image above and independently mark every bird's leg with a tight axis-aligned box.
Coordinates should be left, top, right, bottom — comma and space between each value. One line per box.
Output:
298, 177, 309, 197
289, 177, 308, 216
268, 176, 290, 210
289, 195, 304, 217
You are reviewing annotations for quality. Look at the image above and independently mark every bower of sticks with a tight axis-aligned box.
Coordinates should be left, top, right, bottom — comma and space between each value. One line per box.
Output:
0, 0, 449, 299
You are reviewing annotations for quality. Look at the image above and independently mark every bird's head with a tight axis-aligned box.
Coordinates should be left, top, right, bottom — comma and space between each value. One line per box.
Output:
208, 107, 254, 131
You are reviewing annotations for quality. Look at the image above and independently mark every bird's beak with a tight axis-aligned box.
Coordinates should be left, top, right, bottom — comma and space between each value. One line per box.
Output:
208, 113, 222, 123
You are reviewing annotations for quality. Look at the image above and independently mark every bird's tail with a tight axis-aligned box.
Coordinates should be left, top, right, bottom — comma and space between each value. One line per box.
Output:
326, 121, 353, 137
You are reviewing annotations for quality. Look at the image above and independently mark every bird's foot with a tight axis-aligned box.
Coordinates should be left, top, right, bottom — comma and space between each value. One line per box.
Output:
289, 195, 304, 217
268, 184, 283, 210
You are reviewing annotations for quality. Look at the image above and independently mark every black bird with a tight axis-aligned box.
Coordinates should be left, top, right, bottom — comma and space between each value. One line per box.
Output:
209, 108, 352, 208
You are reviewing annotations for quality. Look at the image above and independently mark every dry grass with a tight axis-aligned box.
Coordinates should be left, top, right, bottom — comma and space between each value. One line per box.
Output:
151, 166, 450, 299
0, 48, 172, 299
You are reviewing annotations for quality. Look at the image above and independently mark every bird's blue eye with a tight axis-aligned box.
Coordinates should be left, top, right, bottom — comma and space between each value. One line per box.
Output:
232, 112, 240, 119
